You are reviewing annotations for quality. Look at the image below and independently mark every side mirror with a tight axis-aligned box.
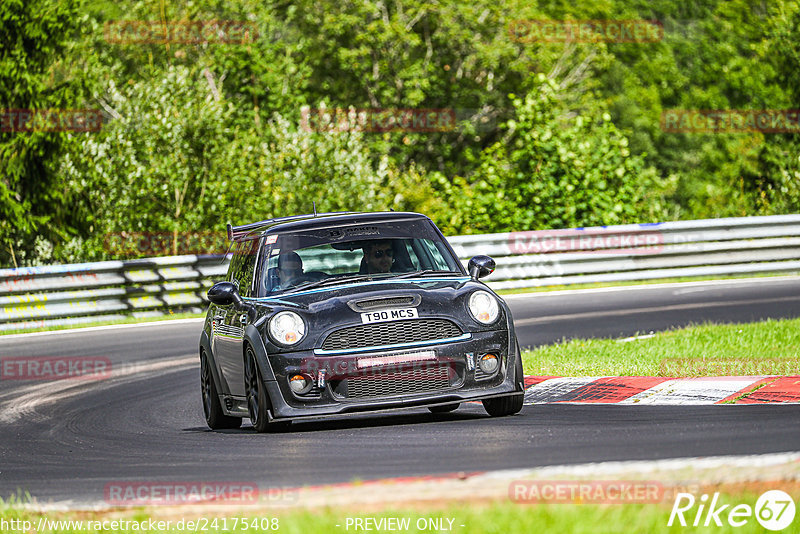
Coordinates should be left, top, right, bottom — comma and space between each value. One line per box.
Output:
208, 281, 258, 322
208, 281, 244, 308
468, 255, 496, 280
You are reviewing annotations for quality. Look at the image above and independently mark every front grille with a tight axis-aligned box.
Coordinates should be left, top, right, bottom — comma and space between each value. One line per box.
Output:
333, 365, 454, 399
322, 319, 462, 351
294, 385, 323, 399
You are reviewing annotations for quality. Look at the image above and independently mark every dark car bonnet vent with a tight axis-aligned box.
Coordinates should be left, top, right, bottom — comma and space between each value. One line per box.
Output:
347, 295, 421, 312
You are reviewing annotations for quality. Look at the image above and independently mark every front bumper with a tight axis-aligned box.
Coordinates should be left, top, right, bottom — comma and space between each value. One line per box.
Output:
262, 329, 521, 420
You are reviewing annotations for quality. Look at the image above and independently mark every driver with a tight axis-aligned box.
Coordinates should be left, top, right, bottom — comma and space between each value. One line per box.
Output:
362, 240, 394, 274
277, 251, 304, 288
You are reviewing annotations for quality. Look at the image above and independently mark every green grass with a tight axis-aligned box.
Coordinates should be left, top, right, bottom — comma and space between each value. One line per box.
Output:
521, 318, 800, 376
1, 490, 792, 533
495, 272, 799, 295
0, 312, 204, 336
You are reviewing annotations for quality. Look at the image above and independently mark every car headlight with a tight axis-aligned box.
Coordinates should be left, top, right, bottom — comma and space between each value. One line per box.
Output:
269, 311, 306, 346
468, 291, 499, 324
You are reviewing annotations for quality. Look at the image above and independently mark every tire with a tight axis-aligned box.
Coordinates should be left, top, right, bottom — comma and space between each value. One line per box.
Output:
244, 345, 291, 433
481, 353, 524, 417
200, 349, 242, 430
428, 403, 460, 413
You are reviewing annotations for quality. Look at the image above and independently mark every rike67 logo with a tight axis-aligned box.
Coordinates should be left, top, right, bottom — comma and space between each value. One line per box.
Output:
669, 490, 796, 531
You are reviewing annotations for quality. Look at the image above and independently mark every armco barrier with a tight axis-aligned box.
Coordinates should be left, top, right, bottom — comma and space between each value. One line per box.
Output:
1, 215, 799, 331
0, 255, 228, 331
448, 214, 800, 290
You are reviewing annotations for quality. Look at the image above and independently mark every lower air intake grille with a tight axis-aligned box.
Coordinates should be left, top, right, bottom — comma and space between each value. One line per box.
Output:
335, 365, 454, 399
322, 319, 462, 351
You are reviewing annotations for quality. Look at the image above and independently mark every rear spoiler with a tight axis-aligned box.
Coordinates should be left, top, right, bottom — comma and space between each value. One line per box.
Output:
226, 212, 358, 241
226, 219, 283, 241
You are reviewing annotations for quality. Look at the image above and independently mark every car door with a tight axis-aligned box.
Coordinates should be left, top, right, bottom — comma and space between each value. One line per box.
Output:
216, 238, 259, 398
210, 242, 241, 396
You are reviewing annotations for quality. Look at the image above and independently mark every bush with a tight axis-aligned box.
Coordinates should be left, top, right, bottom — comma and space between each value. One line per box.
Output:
433, 75, 673, 235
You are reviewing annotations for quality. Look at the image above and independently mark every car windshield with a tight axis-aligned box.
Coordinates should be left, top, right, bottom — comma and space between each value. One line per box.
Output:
260, 218, 463, 295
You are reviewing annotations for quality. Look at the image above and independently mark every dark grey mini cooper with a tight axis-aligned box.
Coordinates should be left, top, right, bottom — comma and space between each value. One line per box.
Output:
199, 211, 524, 432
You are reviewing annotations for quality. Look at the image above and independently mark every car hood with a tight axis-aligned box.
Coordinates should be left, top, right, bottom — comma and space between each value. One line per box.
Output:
251, 276, 505, 351
259, 276, 469, 309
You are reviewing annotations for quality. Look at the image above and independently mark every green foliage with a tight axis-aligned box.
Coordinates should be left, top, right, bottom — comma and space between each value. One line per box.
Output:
3, 0, 800, 266
61, 69, 408, 259
605, 0, 800, 218
524, 317, 800, 377
61, 66, 235, 258
433, 76, 672, 234
0, 0, 92, 266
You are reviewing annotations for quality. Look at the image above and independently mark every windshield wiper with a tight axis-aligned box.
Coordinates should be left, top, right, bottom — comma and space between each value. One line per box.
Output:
390, 270, 463, 279
283, 274, 374, 294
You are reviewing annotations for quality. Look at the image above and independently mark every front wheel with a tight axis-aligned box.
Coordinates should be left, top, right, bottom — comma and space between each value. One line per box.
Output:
482, 354, 524, 417
244, 346, 291, 433
200, 349, 241, 430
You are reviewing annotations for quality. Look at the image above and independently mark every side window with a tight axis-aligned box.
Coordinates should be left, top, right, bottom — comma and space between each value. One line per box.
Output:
237, 240, 258, 297
227, 243, 245, 287
228, 240, 258, 297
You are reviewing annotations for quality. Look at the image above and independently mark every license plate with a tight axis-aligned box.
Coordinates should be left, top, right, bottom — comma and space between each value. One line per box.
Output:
360, 308, 418, 324
358, 350, 436, 369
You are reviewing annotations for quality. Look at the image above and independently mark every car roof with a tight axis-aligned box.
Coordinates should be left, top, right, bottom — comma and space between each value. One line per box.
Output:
228, 211, 432, 241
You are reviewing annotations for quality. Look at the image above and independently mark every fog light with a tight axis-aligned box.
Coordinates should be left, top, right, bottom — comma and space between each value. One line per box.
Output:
288, 374, 311, 394
478, 353, 499, 374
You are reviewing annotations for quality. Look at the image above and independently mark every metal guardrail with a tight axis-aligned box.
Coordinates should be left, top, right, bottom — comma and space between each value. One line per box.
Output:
1, 215, 799, 331
0, 256, 228, 331
448, 214, 800, 290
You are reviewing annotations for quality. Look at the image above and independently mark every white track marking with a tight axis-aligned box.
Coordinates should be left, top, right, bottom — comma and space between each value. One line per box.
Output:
523, 377, 606, 404
619, 377, 770, 405
27, 451, 800, 511
0, 318, 204, 341
479, 451, 800, 480
514, 295, 800, 326
501, 275, 800, 299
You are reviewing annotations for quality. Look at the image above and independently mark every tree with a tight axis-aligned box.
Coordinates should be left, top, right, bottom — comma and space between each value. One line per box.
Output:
433, 75, 671, 234
61, 68, 408, 259
0, 0, 91, 266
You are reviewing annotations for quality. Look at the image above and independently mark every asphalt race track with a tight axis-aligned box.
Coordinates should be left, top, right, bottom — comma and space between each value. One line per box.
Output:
1, 277, 799, 505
